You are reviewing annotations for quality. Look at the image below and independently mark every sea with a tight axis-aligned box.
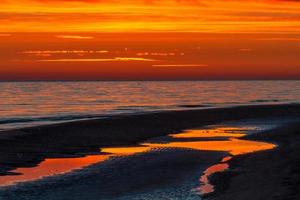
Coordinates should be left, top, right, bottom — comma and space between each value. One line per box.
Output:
0, 81, 299, 131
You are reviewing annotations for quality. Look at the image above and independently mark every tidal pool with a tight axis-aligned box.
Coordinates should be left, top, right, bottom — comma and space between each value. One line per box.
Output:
0, 124, 275, 195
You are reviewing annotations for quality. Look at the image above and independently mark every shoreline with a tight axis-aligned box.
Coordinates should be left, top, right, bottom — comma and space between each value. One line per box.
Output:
0, 104, 299, 175
2, 103, 300, 136
0, 104, 299, 200
0, 102, 291, 132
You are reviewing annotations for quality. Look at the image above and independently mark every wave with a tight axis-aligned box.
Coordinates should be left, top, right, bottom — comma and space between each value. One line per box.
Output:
0, 101, 297, 131
249, 99, 280, 103
177, 104, 211, 108
0, 104, 210, 130
0, 115, 105, 125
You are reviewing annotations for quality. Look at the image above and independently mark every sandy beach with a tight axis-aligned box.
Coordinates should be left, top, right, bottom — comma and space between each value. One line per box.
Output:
0, 104, 299, 200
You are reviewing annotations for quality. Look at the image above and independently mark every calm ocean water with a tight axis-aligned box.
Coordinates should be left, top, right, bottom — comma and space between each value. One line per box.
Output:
0, 81, 299, 131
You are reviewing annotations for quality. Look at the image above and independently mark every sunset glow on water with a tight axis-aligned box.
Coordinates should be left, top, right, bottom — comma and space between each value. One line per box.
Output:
0, 81, 299, 130
0, 124, 275, 189
0, 155, 111, 186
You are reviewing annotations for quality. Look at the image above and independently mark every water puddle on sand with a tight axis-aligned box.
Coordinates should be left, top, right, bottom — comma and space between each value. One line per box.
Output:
196, 163, 229, 195
167, 127, 275, 196
0, 126, 276, 192
0, 155, 111, 186
102, 127, 276, 196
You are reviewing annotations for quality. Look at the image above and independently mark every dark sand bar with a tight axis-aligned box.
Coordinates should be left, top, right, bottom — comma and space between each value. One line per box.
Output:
0, 104, 299, 171
1, 104, 300, 147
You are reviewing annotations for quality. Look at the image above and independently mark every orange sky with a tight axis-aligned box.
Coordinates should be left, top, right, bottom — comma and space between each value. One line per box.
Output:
0, 0, 300, 80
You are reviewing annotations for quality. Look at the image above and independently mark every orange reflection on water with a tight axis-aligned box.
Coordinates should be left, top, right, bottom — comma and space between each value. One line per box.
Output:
0, 125, 276, 189
0, 155, 110, 186
100, 127, 275, 157
101, 146, 151, 155
170, 128, 246, 139
221, 156, 233, 163
145, 138, 275, 156
197, 163, 229, 195
168, 127, 275, 196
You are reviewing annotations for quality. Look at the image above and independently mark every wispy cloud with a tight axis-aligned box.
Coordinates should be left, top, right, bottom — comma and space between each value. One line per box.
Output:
152, 64, 208, 67
56, 35, 94, 39
255, 37, 300, 41
38, 57, 158, 62
136, 52, 178, 56
0, 33, 11, 36
22, 50, 109, 54
239, 48, 253, 52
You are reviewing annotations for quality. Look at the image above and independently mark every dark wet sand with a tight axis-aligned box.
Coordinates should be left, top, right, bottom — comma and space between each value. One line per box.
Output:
210, 123, 300, 200
0, 104, 299, 173
0, 149, 225, 200
0, 104, 299, 200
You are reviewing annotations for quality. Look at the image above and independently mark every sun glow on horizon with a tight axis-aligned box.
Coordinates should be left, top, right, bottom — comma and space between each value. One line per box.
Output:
0, 1, 299, 80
